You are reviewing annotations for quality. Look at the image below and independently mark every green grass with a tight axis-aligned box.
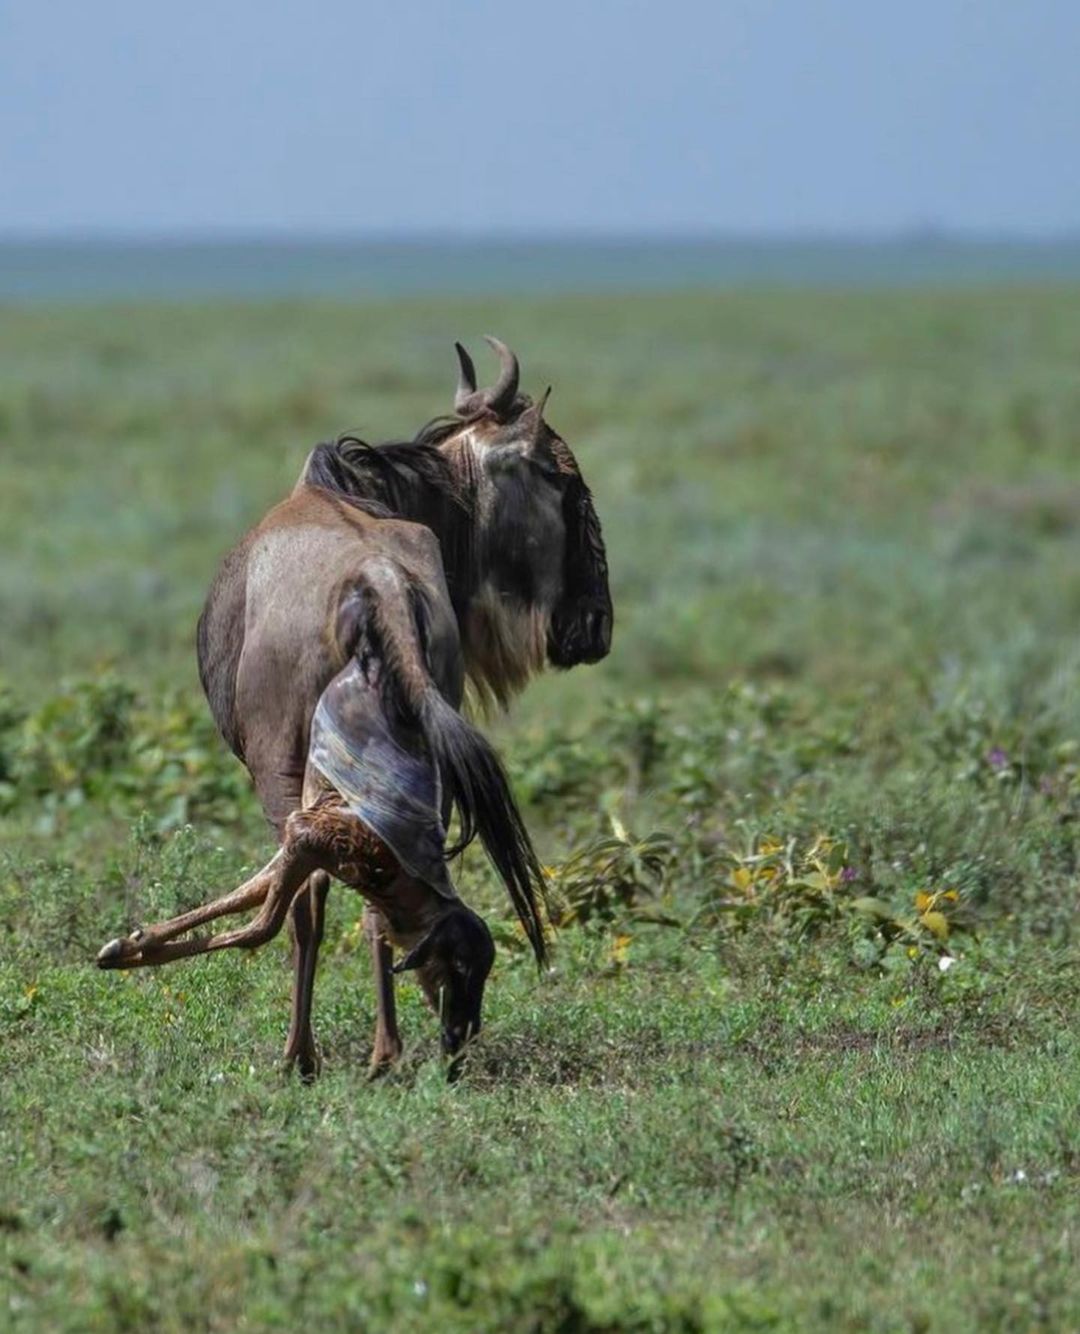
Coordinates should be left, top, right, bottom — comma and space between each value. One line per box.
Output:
1, 290, 1079, 1330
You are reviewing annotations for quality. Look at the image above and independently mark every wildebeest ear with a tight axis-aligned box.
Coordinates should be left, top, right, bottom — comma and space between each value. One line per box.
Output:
518, 386, 553, 455
390, 927, 439, 974
531, 385, 552, 425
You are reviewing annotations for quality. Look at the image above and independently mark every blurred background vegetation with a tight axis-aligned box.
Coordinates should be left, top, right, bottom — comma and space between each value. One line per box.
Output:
2, 291, 1079, 1329
4, 292, 1080, 938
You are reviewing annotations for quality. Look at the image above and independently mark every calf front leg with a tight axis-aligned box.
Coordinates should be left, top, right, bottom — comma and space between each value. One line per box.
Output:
283, 871, 331, 1081
366, 905, 403, 1076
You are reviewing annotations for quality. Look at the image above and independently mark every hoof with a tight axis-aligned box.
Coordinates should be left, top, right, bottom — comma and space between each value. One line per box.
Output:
282, 1043, 321, 1084
96, 933, 142, 969
296, 1050, 321, 1084
367, 1044, 403, 1081
96, 938, 129, 968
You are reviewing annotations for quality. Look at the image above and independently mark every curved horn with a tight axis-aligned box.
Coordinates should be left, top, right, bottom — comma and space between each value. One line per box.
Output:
453, 341, 478, 414
482, 335, 520, 418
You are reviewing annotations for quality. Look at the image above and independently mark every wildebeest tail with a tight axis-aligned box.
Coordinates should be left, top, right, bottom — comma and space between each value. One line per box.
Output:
363, 580, 548, 966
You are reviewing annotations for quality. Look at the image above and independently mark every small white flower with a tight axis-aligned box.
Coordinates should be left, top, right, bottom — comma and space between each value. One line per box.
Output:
938, 955, 957, 973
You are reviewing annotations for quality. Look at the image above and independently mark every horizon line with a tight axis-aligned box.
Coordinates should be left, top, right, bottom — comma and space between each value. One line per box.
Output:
3, 226, 1080, 248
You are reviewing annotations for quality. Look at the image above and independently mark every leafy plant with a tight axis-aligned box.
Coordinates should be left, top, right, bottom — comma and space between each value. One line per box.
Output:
548, 816, 674, 928
699, 830, 855, 935
687, 827, 974, 967
0, 676, 255, 831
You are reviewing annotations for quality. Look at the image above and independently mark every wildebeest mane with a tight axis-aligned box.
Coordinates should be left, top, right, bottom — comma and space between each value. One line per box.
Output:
303, 422, 479, 617
562, 472, 609, 605
304, 419, 462, 516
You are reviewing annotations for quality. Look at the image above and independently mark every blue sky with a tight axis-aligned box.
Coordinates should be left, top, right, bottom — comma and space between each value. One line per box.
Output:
2, 0, 1078, 236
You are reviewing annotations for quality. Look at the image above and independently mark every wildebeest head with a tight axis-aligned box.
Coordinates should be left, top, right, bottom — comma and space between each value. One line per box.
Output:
391, 904, 496, 1058
448, 338, 613, 702
296, 337, 613, 709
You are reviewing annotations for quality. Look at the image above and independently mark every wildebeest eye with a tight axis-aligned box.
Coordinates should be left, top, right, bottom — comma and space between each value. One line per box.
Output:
530, 457, 567, 483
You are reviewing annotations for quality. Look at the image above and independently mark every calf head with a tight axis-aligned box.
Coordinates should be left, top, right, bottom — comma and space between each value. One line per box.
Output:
391, 904, 496, 1056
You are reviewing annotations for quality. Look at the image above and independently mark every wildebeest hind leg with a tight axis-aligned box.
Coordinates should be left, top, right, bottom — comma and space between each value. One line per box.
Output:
283, 871, 330, 1081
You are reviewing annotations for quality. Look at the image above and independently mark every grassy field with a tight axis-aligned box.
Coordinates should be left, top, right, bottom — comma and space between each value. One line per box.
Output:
1, 290, 1078, 1331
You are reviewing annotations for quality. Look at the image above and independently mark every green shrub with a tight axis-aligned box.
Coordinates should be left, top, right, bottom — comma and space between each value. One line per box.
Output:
0, 676, 254, 832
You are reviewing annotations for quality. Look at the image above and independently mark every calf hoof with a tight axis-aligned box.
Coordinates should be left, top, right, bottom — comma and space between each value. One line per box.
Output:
96, 932, 143, 969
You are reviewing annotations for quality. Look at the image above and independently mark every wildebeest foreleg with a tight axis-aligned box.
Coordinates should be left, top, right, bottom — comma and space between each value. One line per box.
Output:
97, 846, 315, 969
365, 905, 403, 1076
282, 871, 331, 1081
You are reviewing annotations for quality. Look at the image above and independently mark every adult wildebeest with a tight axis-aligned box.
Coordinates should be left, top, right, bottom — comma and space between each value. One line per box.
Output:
98, 338, 612, 1077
